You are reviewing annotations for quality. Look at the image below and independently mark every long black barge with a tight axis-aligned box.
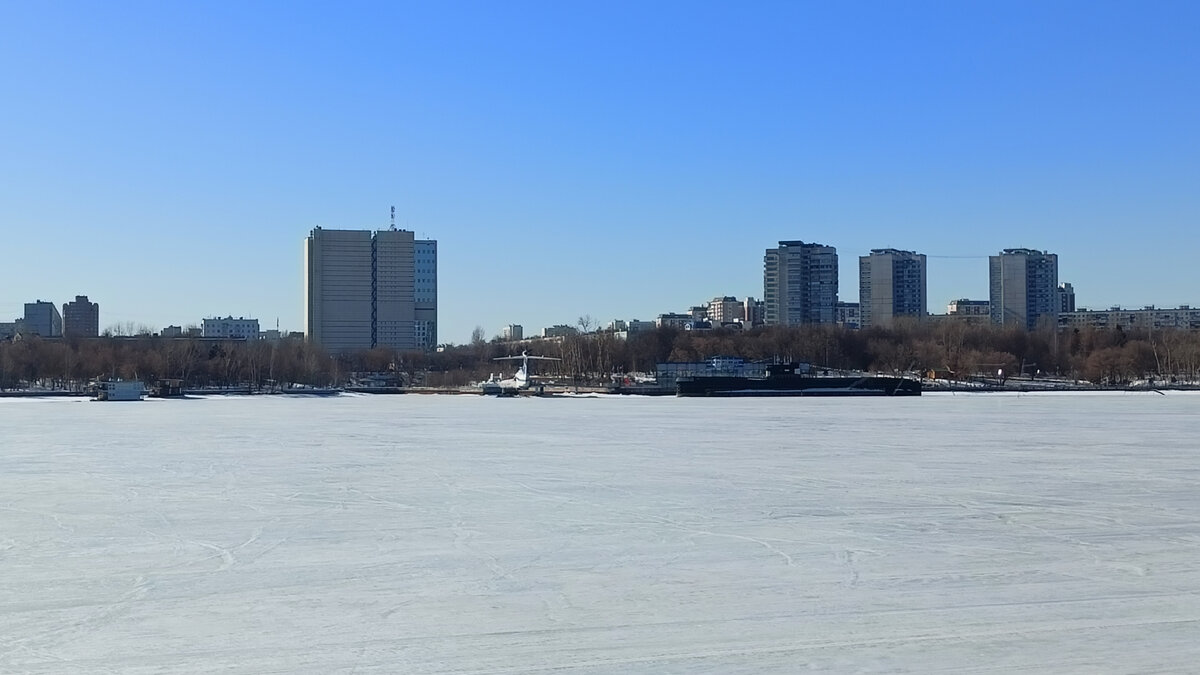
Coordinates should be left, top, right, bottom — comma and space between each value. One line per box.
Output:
676, 363, 921, 397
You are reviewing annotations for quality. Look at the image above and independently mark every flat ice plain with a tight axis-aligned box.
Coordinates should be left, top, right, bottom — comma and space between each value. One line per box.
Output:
2, 392, 1200, 673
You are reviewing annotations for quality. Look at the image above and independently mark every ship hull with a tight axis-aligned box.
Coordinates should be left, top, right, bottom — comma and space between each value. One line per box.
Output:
676, 375, 921, 397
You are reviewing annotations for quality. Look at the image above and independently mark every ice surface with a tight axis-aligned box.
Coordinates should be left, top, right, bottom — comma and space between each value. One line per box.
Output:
2, 392, 1200, 673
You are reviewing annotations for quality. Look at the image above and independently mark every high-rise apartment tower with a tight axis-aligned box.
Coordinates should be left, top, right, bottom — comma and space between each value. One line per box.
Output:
989, 248, 1059, 330
858, 249, 927, 328
763, 240, 838, 325
62, 295, 99, 338
304, 227, 437, 352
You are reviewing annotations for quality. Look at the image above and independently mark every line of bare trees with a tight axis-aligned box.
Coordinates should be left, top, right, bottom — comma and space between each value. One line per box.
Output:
4, 320, 1200, 391
0, 337, 341, 391
475, 320, 1200, 386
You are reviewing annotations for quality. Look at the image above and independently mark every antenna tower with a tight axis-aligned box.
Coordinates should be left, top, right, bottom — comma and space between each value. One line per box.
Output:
390, 205, 396, 231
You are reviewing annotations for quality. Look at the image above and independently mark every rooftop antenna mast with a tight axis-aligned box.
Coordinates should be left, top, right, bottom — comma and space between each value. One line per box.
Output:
390, 205, 396, 231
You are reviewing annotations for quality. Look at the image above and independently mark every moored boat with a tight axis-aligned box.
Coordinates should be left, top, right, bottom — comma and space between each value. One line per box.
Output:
93, 380, 146, 401
676, 363, 920, 397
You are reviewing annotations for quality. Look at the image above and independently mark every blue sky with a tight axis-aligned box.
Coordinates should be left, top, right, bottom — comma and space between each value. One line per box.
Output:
2, 1, 1197, 343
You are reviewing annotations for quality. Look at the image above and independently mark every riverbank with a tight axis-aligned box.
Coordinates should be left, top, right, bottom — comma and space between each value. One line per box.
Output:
4, 380, 1199, 398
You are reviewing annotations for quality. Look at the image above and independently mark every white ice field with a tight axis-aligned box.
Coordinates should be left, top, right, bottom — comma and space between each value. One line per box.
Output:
2, 392, 1199, 673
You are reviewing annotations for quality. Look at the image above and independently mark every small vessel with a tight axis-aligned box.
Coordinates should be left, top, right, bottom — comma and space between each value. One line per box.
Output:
93, 380, 146, 401
149, 379, 185, 398
676, 363, 920, 397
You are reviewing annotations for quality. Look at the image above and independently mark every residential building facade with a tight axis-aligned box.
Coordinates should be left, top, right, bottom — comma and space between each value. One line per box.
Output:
858, 248, 927, 328
23, 300, 62, 337
947, 299, 991, 316
202, 316, 260, 339
414, 240, 438, 349
706, 296, 744, 324
502, 324, 524, 341
764, 240, 838, 325
62, 295, 99, 338
743, 298, 765, 326
1058, 282, 1076, 313
304, 227, 438, 352
835, 301, 861, 329
1059, 306, 1200, 331
655, 313, 693, 330
989, 248, 1059, 330
542, 324, 579, 338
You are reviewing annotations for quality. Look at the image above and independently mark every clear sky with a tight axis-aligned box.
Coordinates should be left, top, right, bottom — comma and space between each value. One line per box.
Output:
2, 1, 1197, 343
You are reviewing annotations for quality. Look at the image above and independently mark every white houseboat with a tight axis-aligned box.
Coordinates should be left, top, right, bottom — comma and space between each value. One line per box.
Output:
93, 380, 145, 401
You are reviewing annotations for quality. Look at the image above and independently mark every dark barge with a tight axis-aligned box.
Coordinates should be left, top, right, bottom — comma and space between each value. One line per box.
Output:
676, 363, 921, 397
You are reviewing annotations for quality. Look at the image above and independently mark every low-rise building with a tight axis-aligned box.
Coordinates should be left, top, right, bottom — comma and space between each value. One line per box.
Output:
1059, 306, 1200, 331
948, 299, 991, 316
201, 316, 260, 339
835, 302, 861, 329
655, 313, 693, 330
541, 324, 578, 338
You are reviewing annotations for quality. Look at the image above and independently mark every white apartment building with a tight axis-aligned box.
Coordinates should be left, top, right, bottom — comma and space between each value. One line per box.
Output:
948, 299, 991, 316
706, 296, 745, 324
202, 316, 260, 339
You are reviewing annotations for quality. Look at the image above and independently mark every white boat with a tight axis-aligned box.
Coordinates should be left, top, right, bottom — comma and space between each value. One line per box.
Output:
94, 380, 145, 401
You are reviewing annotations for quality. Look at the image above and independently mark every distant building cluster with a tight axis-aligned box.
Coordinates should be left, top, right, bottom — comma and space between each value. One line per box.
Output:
1, 297, 93, 340
4, 222, 444, 353
0, 295, 283, 344
758, 242, 1079, 332
500, 238, 1195, 342
6, 225, 1198, 351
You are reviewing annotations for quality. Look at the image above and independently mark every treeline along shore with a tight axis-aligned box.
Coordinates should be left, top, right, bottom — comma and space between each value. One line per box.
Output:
3, 321, 1199, 392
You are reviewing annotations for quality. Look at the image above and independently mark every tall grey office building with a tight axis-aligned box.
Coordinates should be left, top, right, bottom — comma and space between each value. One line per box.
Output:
23, 300, 62, 337
989, 248, 1058, 330
859, 249, 927, 328
304, 227, 437, 352
763, 240, 838, 325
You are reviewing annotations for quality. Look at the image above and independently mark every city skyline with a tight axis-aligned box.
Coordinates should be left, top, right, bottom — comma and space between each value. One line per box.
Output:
3, 2, 1198, 342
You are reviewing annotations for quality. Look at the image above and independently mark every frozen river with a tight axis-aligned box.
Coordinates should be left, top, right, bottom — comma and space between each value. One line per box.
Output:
2, 392, 1199, 673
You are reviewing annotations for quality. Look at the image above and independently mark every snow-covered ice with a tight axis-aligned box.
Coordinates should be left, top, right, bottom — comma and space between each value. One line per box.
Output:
2, 392, 1199, 673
